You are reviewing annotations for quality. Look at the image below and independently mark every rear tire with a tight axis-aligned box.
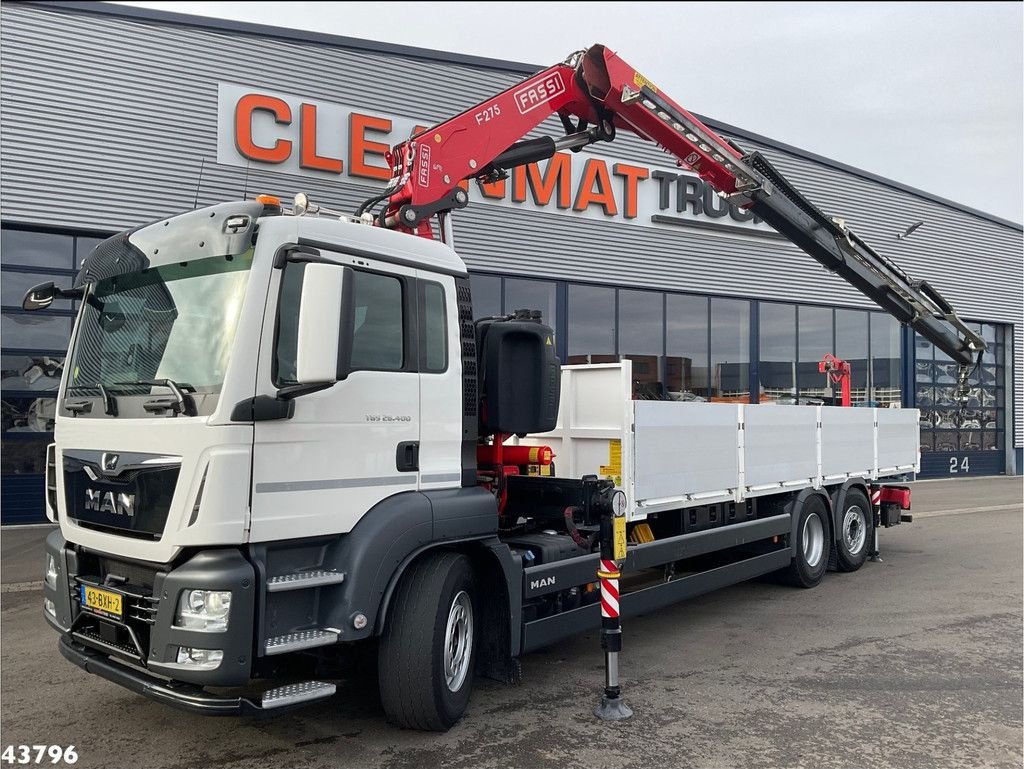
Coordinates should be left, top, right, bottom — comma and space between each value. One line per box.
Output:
780, 495, 831, 588
378, 552, 477, 731
829, 488, 872, 572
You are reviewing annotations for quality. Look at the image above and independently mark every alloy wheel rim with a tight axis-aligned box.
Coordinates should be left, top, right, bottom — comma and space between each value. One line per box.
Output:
443, 590, 473, 692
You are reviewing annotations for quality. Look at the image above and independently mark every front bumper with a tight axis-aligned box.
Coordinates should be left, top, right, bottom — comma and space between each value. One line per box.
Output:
44, 530, 255, 687
58, 636, 265, 715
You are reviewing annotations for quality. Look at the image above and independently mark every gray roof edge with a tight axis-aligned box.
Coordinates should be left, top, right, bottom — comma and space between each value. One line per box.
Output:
15, 1, 1024, 233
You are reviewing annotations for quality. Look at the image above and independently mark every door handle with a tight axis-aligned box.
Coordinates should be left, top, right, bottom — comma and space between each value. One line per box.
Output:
396, 441, 419, 472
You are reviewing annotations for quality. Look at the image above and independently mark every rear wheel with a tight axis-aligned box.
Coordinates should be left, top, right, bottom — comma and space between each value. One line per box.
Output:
378, 552, 477, 731
829, 488, 872, 572
781, 494, 831, 588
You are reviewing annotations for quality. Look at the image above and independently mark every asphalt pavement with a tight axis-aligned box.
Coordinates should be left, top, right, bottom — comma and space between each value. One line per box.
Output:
1, 476, 1021, 768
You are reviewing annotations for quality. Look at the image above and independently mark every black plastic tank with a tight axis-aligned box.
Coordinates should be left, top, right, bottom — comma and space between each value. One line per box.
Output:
475, 309, 560, 436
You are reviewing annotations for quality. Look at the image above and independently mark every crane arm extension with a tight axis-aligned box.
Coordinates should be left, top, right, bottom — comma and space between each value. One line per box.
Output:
368, 44, 985, 369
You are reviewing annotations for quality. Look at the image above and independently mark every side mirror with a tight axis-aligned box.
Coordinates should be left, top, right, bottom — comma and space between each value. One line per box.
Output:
22, 282, 57, 311
295, 263, 353, 385
22, 281, 83, 311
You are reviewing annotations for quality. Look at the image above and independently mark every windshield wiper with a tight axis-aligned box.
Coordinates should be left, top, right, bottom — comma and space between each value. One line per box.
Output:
97, 383, 118, 416
115, 378, 197, 417
64, 383, 119, 416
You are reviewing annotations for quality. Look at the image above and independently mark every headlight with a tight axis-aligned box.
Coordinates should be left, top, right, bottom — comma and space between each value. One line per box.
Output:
45, 555, 58, 589
174, 589, 231, 632
175, 647, 223, 670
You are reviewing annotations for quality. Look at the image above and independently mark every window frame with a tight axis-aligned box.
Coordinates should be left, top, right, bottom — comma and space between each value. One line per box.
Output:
418, 279, 449, 374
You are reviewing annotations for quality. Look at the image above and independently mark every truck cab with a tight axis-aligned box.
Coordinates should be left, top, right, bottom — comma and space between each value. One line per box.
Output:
41, 198, 502, 718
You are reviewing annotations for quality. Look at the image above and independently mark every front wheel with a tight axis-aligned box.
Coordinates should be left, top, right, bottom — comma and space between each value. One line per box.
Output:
780, 495, 831, 588
378, 552, 477, 731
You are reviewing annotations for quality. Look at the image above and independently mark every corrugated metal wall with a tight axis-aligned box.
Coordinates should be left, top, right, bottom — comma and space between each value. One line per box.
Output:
2, 3, 1021, 448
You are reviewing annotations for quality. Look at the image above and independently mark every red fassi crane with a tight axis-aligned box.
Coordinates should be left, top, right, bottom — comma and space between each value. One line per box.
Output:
358, 44, 985, 391
819, 353, 853, 408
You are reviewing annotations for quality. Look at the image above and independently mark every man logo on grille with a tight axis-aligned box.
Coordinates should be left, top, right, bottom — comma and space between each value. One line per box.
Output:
101, 453, 119, 473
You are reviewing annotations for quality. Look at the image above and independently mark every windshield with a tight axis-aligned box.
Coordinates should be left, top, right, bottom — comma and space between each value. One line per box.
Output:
66, 250, 253, 409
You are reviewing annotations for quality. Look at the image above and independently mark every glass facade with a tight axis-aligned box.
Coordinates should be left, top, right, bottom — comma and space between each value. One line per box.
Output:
2, 225, 112, 522
916, 323, 1005, 458
665, 294, 709, 401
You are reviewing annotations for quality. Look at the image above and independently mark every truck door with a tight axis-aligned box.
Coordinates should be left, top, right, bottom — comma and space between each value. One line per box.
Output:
249, 250, 420, 542
415, 273, 465, 491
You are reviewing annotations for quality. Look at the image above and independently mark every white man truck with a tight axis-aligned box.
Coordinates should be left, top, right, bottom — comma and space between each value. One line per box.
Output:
30, 45, 985, 730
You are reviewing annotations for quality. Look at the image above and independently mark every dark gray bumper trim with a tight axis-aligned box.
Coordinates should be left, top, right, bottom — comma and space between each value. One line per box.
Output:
59, 636, 263, 716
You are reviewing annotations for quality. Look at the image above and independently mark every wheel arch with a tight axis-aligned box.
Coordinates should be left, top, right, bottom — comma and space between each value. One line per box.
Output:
374, 537, 522, 682
787, 486, 834, 548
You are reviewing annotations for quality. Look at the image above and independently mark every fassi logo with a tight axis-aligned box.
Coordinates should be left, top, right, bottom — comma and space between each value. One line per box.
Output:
513, 72, 566, 115
417, 143, 432, 188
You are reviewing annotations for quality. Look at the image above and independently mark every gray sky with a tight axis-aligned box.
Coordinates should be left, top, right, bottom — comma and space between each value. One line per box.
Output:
117, 1, 1023, 224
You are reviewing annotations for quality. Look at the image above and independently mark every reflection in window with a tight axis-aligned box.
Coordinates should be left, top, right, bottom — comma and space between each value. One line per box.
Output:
567, 284, 615, 364
618, 289, 663, 399
710, 298, 749, 402
1, 395, 56, 435
1, 312, 72, 351
758, 303, 795, 403
469, 274, 501, 319
666, 294, 709, 401
1, 354, 63, 393
835, 309, 869, 403
870, 313, 901, 406
505, 278, 556, 331
798, 305, 833, 402
0, 229, 74, 270
914, 325, 1004, 455
351, 272, 404, 371
421, 282, 447, 373
273, 262, 306, 385
1, 434, 52, 475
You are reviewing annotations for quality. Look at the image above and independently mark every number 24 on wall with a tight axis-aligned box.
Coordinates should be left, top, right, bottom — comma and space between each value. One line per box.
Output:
949, 456, 970, 473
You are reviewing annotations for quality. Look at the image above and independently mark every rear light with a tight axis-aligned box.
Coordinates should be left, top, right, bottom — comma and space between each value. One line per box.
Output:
878, 486, 912, 510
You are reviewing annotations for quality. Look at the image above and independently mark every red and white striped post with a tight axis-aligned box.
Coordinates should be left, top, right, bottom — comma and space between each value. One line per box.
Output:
869, 486, 882, 562
594, 506, 632, 720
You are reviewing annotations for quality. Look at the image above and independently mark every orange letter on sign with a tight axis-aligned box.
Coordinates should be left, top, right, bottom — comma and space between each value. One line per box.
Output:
527, 153, 572, 209
300, 103, 343, 173
350, 113, 392, 180
574, 159, 618, 216
235, 94, 292, 164
613, 163, 649, 219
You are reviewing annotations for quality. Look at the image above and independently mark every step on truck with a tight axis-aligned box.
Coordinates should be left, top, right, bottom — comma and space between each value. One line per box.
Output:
28, 44, 985, 730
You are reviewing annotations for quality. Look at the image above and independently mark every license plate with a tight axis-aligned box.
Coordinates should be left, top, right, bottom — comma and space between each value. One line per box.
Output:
80, 585, 123, 619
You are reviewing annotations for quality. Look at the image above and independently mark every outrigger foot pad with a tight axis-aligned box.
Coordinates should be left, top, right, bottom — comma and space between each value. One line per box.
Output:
594, 695, 633, 721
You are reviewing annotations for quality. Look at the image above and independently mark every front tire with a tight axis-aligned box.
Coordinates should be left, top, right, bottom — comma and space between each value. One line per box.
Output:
378, 552, 477, 731
829, 488, 872, 572
781, 495, 831, 588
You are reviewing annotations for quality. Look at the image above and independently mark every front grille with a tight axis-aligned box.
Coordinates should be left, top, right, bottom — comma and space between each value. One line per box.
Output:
98, 557, 158, 590
63, 451, 179, 539
71, 553, 161, 662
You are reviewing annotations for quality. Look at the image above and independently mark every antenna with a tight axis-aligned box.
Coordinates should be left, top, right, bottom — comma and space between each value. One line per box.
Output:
242, 160, 251, 201
192, 157, 206, 210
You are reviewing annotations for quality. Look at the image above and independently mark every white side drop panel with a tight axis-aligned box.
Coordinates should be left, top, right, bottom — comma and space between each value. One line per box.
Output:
520, 363, 919, 522
820, 406, 875, 480
877, 408, 921, 475
632, 401, 740, 507
742, 405, 819, 493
